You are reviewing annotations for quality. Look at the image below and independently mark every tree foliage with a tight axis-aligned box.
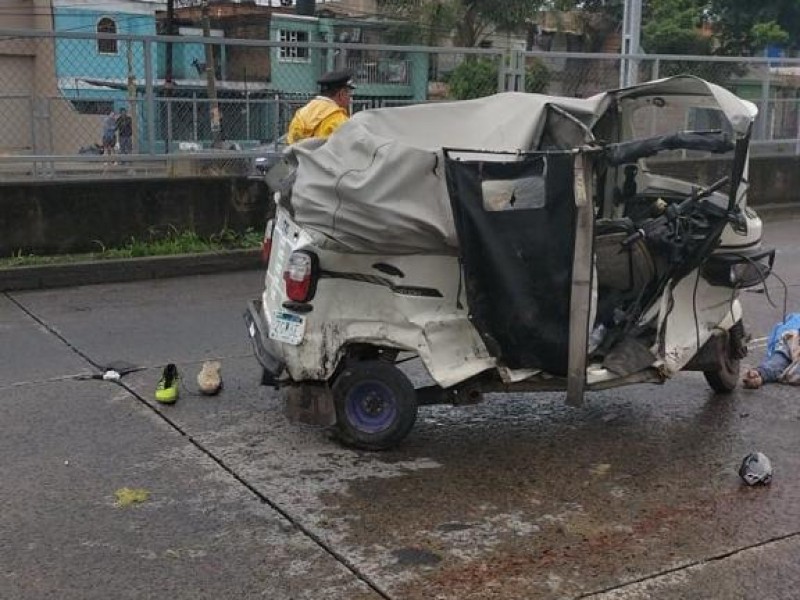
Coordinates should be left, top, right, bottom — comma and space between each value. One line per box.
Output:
378, 0, 545, 47
708, 0, 800, 54
379, 0, 800, 60
635, 0, 733, 83
640, 0, 712, 55
446, 58, 497, 99
446, 57, 550, 99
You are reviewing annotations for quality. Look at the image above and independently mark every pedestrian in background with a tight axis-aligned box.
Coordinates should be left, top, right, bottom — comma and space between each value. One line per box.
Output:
116, 108, 133, 155
101, 110, 117, 156
286, 69, 355, 144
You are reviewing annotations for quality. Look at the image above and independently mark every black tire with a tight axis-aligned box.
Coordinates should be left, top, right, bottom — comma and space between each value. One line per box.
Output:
703, 320, 747, 393
703, 357, 740, 393
332, 360, 417, 451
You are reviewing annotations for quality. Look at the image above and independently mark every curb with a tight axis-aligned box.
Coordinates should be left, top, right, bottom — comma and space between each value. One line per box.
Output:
0, 249, 262, 292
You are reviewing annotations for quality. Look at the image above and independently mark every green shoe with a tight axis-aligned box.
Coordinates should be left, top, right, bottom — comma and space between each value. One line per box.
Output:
155, 364, 179, 404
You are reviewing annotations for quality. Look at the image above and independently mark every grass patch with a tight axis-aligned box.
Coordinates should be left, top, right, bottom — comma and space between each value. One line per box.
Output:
1, 227, 262, 268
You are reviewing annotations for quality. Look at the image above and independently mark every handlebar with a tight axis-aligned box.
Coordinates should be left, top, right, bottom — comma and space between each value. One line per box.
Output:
620, 176, 730, 247
680, 175, 730, 208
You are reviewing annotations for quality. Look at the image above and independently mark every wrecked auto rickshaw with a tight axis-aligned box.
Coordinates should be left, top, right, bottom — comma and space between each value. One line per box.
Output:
245, 75, 774, 450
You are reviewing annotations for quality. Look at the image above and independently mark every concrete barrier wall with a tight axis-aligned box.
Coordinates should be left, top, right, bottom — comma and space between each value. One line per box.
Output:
0, 154, 797, 258
0, 176, 270, 256
632, 154, 800, 208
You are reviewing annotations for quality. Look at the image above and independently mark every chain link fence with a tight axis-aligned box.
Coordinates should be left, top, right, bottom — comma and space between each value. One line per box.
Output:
2, 28, 800, 180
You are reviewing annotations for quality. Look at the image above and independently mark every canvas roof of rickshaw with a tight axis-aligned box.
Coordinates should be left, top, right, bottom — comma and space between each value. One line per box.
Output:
289, 92, 602, 254
287, 76, 755, 255
598, 75, 758, 135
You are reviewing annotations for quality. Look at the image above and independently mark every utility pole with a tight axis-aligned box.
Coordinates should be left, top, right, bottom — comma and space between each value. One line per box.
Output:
164, 0, 174, 153
201, 0, 222, 147
127, 39, 138, 152
620, 0, 642, 88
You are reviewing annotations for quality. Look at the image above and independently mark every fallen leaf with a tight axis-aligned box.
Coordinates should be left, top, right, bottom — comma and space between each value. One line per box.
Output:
114, 487, 150, 507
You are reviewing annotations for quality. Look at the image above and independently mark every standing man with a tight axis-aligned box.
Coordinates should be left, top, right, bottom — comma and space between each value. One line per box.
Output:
116, 108, 133, 155
101, 110, 117, 156
287, 69, 355, 144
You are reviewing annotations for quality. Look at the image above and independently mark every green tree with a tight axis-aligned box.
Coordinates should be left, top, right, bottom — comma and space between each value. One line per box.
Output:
560, 0, 624, 21
637, 0, 739, 84
378, 0, 545, 47
641, 0, 711, 56
750, 20, 790, 50
708, 0, 799, 55
447, 58, 497, 98
447, 57, 550, 99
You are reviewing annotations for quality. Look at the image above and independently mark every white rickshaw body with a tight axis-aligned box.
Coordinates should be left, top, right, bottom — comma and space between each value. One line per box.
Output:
245, 75, 773, 450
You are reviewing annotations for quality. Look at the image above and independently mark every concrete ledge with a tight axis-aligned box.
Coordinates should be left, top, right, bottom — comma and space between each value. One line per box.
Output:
0, 176, 269, 256
753, 202, 800, 221
0, 249, 262, 292
1, 203, 796, 293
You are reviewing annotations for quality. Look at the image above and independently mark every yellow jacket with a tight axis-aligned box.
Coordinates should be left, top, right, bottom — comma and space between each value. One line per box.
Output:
287, 97, 349, 144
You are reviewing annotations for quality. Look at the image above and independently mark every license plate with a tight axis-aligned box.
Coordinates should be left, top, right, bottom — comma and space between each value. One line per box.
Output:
269, 311, 306, 345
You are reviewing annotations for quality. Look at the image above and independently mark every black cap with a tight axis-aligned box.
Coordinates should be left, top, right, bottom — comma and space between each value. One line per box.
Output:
318, 69, 355, 92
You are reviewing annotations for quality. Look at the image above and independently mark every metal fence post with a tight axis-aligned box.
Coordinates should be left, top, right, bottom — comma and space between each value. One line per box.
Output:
246, 90, 251, 140
759, 52, 772, 141
515, 49, 525, 92
497, 51, 506, 93
144, 39, 156, 154
29, 96, 37, 155
193, 93, 199, 142
499, 49, 525, 92
167, 100, 173, 150
274, 95, 280, 141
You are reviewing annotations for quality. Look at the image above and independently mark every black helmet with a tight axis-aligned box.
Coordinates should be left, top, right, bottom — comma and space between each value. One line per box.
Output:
318, 69, 356, 93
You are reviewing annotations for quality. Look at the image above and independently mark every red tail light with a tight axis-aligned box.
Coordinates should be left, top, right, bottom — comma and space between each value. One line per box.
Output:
283, 251, 318, 302
261, 219, 274, 265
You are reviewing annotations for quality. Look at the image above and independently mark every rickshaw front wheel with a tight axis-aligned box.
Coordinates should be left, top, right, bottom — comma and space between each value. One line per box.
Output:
702, 323, 746, 393
332, 360, 418, 451
703, 356, 741, 393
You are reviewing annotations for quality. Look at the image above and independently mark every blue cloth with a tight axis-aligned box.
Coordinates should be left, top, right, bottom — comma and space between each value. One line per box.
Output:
766, 313, 800, 356
757, 339, 793, 383
758, 313, 800, 383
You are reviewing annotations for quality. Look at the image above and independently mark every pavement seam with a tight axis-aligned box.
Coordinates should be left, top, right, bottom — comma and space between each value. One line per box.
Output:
5, 290, 393, 599
114, 377, 394, 600
5, 292, 104, 370
574, 529, 800, 598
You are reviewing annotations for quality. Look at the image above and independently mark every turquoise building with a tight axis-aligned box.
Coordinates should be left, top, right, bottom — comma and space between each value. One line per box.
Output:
52, 0, 161, 149
50, 1, 429, 149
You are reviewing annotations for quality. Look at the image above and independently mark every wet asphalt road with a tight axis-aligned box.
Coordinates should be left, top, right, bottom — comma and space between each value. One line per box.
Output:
1, 213, 799, 599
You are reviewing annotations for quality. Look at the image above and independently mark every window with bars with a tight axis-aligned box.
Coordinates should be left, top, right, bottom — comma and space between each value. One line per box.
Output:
278, 30, 309, 62
97, 17, 117, 54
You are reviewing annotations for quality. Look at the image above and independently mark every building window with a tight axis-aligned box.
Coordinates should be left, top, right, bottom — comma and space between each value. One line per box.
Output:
97, 17, 117, 54
278, 30, 309, 62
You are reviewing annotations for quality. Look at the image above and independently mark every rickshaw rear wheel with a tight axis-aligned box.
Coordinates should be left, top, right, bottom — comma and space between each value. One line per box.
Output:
332, 360, 418, 451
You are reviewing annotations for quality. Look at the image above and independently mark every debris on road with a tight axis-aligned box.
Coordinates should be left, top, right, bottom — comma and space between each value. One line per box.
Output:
114, 487, 150, 507
198, 360, 222, 395
739, 452, 773, 486
155, 364, 179, 404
